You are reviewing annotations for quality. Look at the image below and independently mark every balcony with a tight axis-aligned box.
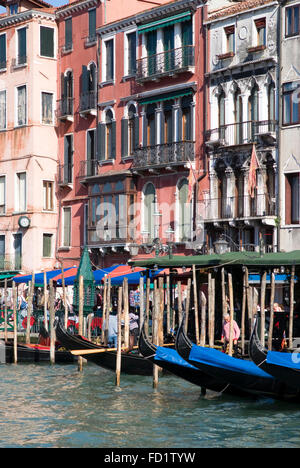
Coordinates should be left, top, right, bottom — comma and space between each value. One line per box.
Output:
206, 120, 277, 148
58, 163, 73, 187
136, 45, 195, 83
79, 159, 99, 180
198, 194, 276, 222
56, 97, 74, 122
12, 55, 27, 68
79, 91, 97, 117
0, 254, 22, 271
132, 141, 194, 171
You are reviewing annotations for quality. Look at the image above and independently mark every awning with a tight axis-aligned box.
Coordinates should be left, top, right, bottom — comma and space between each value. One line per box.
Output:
139, 88, 193, 106
12, 267, 74, 285
0, 273, 17, 280
129, 250, 300, 269
138, 11, 191, 34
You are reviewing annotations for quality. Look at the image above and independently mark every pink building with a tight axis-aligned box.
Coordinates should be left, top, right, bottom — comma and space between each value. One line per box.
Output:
0, 0, 58, 274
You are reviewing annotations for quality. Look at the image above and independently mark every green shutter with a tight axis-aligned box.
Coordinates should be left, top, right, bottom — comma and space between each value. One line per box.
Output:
121, 118, 128, 158
134, 115, 139, 149
97, 123, 106, 160
111, 121, 116, 159
18, 27, 26, 62
65, 18, 72, 48
43, 234, 52, 257
89, 9, 96, 40
81, 65, 89, 95
40, 26, 54, 58
0, 35, 6, 67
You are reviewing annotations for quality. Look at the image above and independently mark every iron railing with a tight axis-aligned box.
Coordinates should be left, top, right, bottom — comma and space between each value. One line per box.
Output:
79, 91, 97, 113
58, 163, 73, 186
79, 159, 99, 178
132, 141, 194, 169
198, 194, 276, 221
206, 120, 277, 146
56, 97, 74, 119
136, 45, 195, 81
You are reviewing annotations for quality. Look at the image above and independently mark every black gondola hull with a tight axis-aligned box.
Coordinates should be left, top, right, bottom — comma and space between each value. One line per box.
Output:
2, 341, 75, 363
56, 320, 153, 376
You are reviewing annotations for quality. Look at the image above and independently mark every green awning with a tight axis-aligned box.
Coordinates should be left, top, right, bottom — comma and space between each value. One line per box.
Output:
0, 273, 17, 280
138, 11, 191, 34
139, 88, 193, 106
129, 251, 300, 269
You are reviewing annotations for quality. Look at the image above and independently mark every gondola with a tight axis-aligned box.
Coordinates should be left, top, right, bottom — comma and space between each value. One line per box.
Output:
2, 339, 76, 364
55, 320, 153, 376
176, 316, 300, 401
139, 323, 253, 397
250, 316, 300, 390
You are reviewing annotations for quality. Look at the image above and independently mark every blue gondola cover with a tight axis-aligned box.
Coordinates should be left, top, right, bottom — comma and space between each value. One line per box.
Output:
267, 351, 300, 370
154, 346, 198, 370
189, 345, 273, 379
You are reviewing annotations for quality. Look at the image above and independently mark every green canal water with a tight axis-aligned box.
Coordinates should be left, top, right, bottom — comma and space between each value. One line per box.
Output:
0, 362, 300, 448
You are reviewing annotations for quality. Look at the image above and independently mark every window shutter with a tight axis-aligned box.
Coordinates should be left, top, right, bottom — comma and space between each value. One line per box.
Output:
81, 65, 89, 95
97, 123, 106, 160
143, 113, 147, 146
121, 118, 128, 158
40, 26, 54, 58
89, 9, 96, 39
0, 35, 6, 67
18, 28, 26, 62
111, 120, 116, 159
177, 107, 182, 141
134, 115, 139, 149
65, 18, 72, 47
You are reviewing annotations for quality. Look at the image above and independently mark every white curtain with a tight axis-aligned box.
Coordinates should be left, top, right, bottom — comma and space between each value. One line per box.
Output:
17, 85, 26, 126
0, 90, 6, 129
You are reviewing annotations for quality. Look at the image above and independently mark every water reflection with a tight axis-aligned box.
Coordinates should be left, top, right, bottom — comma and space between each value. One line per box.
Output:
1, 363, 300, 447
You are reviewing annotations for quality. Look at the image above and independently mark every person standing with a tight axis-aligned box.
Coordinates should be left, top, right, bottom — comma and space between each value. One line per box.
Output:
221, 313, 240, 352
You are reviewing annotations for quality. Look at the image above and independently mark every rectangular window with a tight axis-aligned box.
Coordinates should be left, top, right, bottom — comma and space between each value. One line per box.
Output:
63, 207, 71, 247
127, 32, 136, 75
43, 181, 54, 211
16, 172, 26, 212
64, 134, 73, 184
286, 173, 300, 224
65, 17, 72, 51
283, 82, 300, 125
41, 92, 54, 124
255, 18, 266, 46
225, 25, 235, 53
0, 34, 6, 69
88, 9, 96, 42
0, 175, 5, 214
13, 233, 22, 270
0, 90, 6, 130
40, 26, 54, 58
0, 235, 5, 269
105, 39, 114, 81
286, 4, 300, 37
17, 27, 27, 65
16, 85, 27, 126
43, 233, 53, 257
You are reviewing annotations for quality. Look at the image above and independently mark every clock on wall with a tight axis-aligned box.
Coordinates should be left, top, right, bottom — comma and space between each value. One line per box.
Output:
18, 216, 30, 228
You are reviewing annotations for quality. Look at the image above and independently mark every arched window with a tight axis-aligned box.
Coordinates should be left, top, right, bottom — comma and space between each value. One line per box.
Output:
268, 82, 275, 128
62, 70, 73, 115
143, 183, 156, 241
146, 104, 156, 146
128, 104, 136, 155
105, 109, 114, 160
181, 95, 193, 141
248, 83, 259, 141
177, 178, 191, 242
218, 89, 225, 139
163, 99, 174, 144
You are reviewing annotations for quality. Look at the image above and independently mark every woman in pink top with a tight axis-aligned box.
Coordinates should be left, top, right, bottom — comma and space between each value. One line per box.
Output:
221, 313, 240, 346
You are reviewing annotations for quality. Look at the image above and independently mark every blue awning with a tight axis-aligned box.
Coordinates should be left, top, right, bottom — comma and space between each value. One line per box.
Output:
12, 267, 74, 285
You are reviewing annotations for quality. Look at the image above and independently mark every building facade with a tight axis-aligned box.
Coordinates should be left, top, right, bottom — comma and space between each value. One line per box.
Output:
203, 0, 280, 254
0, 0, 58, 274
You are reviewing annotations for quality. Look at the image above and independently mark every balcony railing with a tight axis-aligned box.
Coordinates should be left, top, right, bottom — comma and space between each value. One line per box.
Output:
206, 120, 277, 147
132, 141, 194, 169
79, 91, 97, 113
79, 159, 99, 179
136, 45, 195, 82
198, 194, 276, 221
0, 255, 22, 271
58, 163, 73, 186
56, 97, 74, 120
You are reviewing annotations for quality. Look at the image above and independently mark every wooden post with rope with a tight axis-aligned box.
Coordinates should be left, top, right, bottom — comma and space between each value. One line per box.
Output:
200, 291, 207, 347
268, 270, 275, 351
123, 277, 129, 350
115, 286, 123, 387
177, 281, 182, 327
289, 265, 295, 348
13, 281, 17, 364
145, 276, 150, 335
184, 278, 191, 333
49, 279, 55, 365
152, 280, 159, 389
260, 270, 267, 347
43, 271, 48, 331
77, 275, 84, 372
166, 275, 171, 335
192, 265, 199, 345
228, 272, 234, 357
4, 278, 8, 343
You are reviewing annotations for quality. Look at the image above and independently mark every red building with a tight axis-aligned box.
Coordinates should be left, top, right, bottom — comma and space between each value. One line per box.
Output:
56, 0, 208, 269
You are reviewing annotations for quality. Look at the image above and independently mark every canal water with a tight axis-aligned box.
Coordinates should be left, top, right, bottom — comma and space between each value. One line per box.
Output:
1, 362, 300, 448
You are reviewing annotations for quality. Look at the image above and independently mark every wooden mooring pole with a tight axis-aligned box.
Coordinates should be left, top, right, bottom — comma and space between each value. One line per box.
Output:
78, 275, 84, 372
115, 286, 123, 387
192, 265, 199, 345
26, 273, 35, 345
268, 270, 275, 351
43, 271, 48, 331
49, 279, 55, 365
260, 270, 267, 347
13, 281, 17, 364
228, 272, 234, 357
289, 265, 295, 348
4, 278, 8, 343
